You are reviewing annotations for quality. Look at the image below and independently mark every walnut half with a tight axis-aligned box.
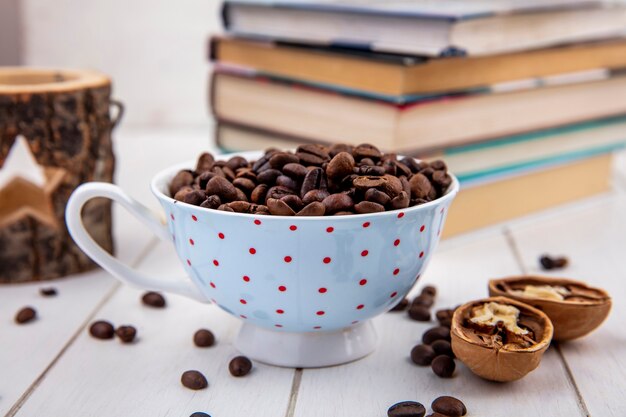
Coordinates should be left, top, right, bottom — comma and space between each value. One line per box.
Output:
489, 276, 611, 341
451, 296, 553, 382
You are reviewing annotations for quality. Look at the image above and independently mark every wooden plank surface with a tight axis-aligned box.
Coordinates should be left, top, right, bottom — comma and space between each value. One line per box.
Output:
509, 196, 626, 417
293, 233, 584, 417
13, 241, 296, 417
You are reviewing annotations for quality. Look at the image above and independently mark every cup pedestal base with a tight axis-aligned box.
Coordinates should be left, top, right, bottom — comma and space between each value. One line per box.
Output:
234, 321, 378, 368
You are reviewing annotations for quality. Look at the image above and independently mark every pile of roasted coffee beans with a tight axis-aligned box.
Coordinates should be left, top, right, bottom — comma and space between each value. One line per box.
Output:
169, 143, 452, 216
388, 396, 467, 417
539, 254, 569, 270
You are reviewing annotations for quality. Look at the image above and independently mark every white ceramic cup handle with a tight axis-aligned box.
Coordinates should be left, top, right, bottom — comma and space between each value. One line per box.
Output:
66, 182, 206, 302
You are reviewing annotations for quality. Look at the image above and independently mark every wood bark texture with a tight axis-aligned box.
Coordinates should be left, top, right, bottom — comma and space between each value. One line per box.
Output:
0, 68, 116, 282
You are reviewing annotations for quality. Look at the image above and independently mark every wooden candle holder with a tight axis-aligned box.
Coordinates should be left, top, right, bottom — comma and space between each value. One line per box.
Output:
0, 68, 122, 283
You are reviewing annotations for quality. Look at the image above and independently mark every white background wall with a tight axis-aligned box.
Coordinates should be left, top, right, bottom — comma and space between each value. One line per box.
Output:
19, 0, 222, 127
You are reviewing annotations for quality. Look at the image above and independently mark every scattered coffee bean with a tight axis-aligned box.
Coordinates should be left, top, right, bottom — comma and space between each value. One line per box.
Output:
540, 254, 569, 270
229, 356, 253, 377
435, 309, 455, 328
89, 320, 115, 340
411, 344, 436, 366
141, 291, 166, 308
194, 329, 215, 347
387, 401, 426, 417
421, 285, 437, 297
431, 355, 455, 378
189, 413, 211, 417
181, 370, 208, 390
115, 325, 137, 343
39, 287, 57, 297
431, 396, 467, 416
390, 298, 409, 312
431, 340, 454, 358
412, 295, 434, 308
408, 304, 431, 322
422, 326, 451, 345
169, 145, 451, 216
15, 306, 36, 324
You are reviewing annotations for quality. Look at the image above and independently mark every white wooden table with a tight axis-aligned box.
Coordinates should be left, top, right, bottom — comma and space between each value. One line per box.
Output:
2, 127, 626, 417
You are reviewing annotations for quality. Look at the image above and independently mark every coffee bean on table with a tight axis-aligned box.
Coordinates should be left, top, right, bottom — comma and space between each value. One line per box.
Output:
540, 254, 569, 270
431, 340, 454, 358
89, 320, 115, 340
431, 396, 467, 416
408, 304, 431, 322
422, 326, 451, 345
142, 291, 166, 308
411, 344, 436, 366
431, 355, 455, 378
229, 356, 253, 377
412, 295, 434, 308
189, 413, 211, 417
435, 309, 455, 327
181, 370, 208, 390
194, 329, 215, 347
39, 287, 58, 297
421, 285, 437, 297
15, 306, 37, 324
115, 325, 137, 343
387, 401, 426, 417
390, 298, 409, 312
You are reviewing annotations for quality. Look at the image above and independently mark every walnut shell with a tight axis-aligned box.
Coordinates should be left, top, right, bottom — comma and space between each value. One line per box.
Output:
489, 276, 611, 341
451, 296, 553, 382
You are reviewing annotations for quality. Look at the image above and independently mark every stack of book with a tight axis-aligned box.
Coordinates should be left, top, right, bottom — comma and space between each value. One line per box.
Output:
209, 0, 626, 237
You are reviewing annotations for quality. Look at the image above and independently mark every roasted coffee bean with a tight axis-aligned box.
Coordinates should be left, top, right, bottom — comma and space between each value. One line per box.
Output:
196, 153, 215, 173
183, 190, 206, 206
422, 326, 451, 345
276, 175, 298, 191
396, 161, 413, 177
283, 163, 308, 179
390, 298, 409, 312
301, 167, 327, 196
232, 177, 256, 194
174, 186, 194, 202
266, 185, 295, 201
432, 170, 452, 189
267, 198, 296, 216
359, 157, 375, 166
408, 304, 431, 322
205, 176, 238, 202
257, 168, 282, 185
422, 285, 437, 297
409, 173, 433, 200
413, 295, 434, 308
322, 193, 354, 214
431, 355, 455, 378
226, 155, 248, 171
235, 168, 257, 181
115, 325, 137, 343
218, 204, 234, 212
333, 211, 354, 216
387, 401, 426, 417
540, 254, 569, 270
181, 370, 208, 390
281, 194, 304, 212
327, 152, 355, 180
401, 157, 421, 173
201, 195, 222, 209
194, 329, 215, 347
381, 174, 403, 198
297, 201, 326, 216
15, 306, 36, 324
364, 188, 391, 205
353, 143, 382, 161
400, 176, 411, 196
354, 201, 385, 214
329, 143, 353, 156
222, 166, 236, 181
142, 291, 166, 308
170, 170, 195, 196
226, 201, 254, 213
353, 175, 386, 190
435, 309, 455, 327
196, 171, 216, 189
430, 160, 447, 171
252, 154, 271, 172
410, 344, 436, 366
411, 198, 429, 206
269, 152, 299, 169
382, 159, 397, 175
229, 356, 253, 377
354, 165, 386, 176
302, 189, 330, 205
431, 396, 467, 416
189, 413, 211, 417
89, 320, 115, 339
250, 184, 269, 204
296, 144, 330, 166
389, 191, 410, 210
431, 340, 454, 357
40, 287, 57, 297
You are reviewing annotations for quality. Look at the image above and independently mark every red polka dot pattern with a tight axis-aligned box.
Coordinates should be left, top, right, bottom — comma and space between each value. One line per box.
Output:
276, 309, 284, 314
313, 326, 322, 330
419, 251, 424, 258
362, 222, 370, 228
240, 314, 247, 319
243, 275, 250, 282
394, 239, 400, 246
170, 213, 175, 221
420, 225, 425, 232
323, 257, 331, 264
213, 260, 219, 267
316, 311, 325, 316
284, 256, 292, 263
189, 238, 194, 246
290, 225, 297, 231
275, 324, 283, 328
361, 250, 368, 257
359, 279, 367, 286
390, 291, 398, 298
393, 268, 400, 275
397, 212, 405, 218
254, 219, 261, 225
326, 227, 334, 233
218, 232, 225, 239
186, 259, 191, 266
356, 304, 364, 310
249, 248, 257, 255
318, 287, 327, 294
278, 285, 287, 292
210, 282, 216, 288
240, 299, 247, 305
191, 215, 198, 222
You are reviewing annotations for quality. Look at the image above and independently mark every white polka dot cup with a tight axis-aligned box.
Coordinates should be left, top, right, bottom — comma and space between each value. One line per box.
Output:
66, 153, 459, 368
